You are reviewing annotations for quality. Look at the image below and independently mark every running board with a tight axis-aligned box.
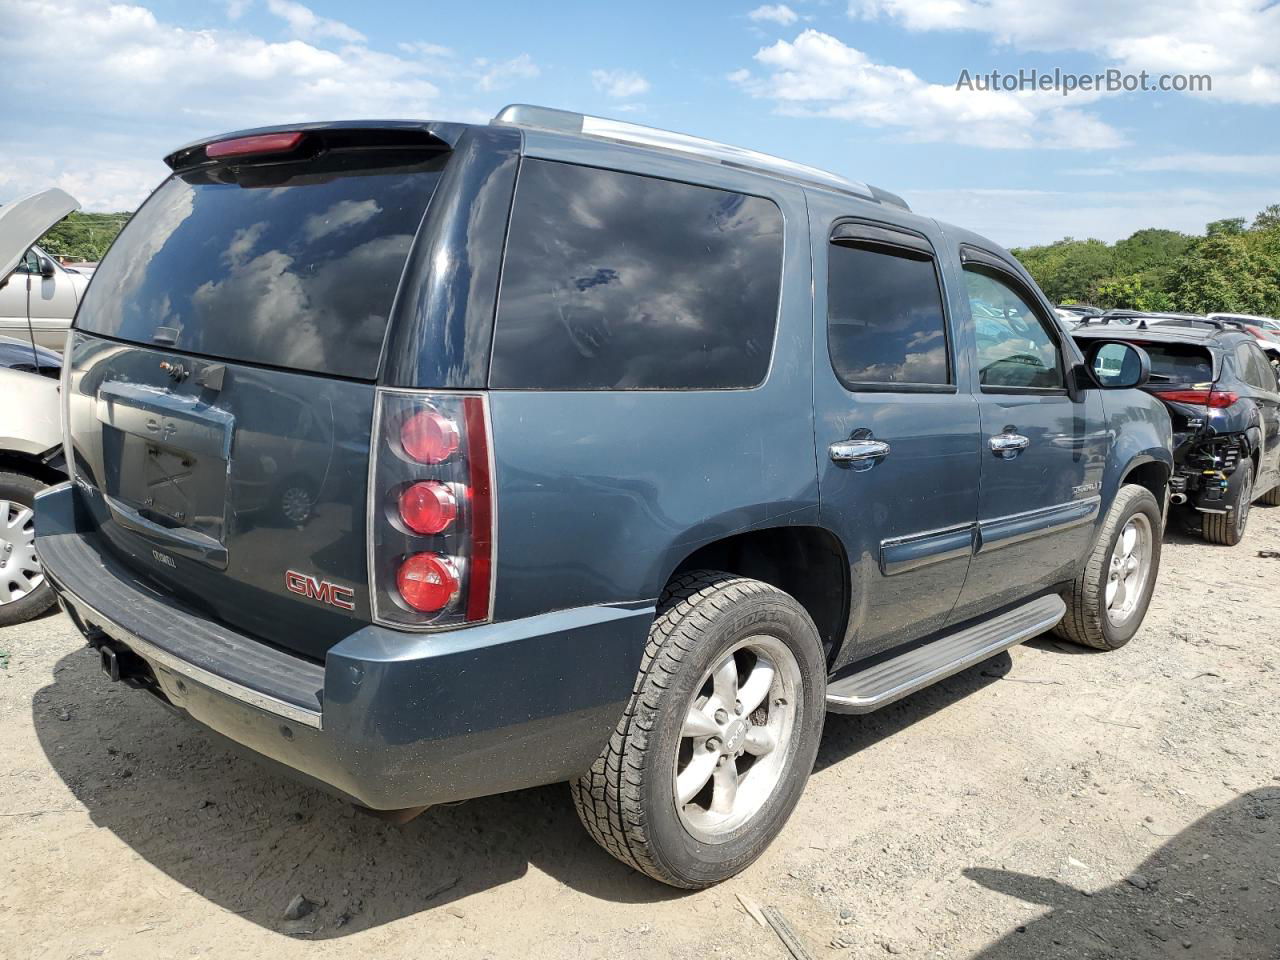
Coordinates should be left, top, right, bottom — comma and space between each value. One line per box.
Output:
825, 595, 1066, 714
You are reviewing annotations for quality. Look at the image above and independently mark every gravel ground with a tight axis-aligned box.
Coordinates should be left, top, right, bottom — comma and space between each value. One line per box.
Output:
2, 505, 1278, 960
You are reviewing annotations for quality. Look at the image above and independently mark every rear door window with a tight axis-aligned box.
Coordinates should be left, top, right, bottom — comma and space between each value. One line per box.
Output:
75, 152, 447, 379
491, 160, 783, 390
826, 230, 951, 389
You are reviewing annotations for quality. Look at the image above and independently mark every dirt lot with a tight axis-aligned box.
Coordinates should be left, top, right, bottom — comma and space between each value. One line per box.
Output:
2, 507, 1279, 960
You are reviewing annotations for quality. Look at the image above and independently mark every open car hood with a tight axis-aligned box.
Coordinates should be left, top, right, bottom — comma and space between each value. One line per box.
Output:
0, 188, 79, 279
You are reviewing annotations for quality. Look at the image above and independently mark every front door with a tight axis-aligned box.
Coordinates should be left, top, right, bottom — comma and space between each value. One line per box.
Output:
809, 204, 981, 670
951, 248, 1107, 621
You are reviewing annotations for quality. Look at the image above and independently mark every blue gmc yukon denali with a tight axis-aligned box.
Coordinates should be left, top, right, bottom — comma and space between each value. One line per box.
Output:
34, 105, 1173, 888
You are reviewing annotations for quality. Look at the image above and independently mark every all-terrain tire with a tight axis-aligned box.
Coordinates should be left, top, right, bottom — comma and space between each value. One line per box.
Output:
0, 470, 56, 626
571, 570, 826, 888
1202, 463, 1254, 546
1053, 484, 1162, 651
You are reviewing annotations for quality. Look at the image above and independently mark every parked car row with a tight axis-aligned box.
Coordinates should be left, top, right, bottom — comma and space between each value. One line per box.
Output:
0, 108, 1266, 890
1072, 316, 1280, 544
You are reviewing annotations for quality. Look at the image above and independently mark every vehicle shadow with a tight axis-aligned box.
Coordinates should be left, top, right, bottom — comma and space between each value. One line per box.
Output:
32, 646, 684, 939
964, 788, 1280, 958
815, 652, 1008, 773
28, 633, 1052, 938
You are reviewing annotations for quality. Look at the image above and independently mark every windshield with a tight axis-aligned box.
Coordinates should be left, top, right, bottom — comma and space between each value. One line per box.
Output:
75, 152, 446, 379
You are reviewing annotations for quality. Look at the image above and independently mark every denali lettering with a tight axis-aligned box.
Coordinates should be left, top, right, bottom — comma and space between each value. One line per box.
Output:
284, 570, 356, 610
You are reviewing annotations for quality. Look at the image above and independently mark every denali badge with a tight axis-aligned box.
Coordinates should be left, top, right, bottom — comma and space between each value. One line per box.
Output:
285, 570, 356, 611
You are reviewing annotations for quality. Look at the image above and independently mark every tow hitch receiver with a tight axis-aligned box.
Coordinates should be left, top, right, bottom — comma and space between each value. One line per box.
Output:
88, 635, 150, 686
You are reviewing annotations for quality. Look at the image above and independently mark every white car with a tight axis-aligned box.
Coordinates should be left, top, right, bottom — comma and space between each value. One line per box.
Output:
0, 188, 76, 624
0, 188, 87, 351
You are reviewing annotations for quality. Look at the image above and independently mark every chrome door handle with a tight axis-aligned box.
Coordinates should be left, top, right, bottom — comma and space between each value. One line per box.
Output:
829, 439, 891, 463
989, 433, 1030, 459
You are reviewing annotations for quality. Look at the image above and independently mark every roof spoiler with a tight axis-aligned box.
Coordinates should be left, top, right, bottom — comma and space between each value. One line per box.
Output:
164, 121, 465, 171
492, 104, 910, 211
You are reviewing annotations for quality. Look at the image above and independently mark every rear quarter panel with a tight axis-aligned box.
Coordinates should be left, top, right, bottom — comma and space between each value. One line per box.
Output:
487, 143, 819, 620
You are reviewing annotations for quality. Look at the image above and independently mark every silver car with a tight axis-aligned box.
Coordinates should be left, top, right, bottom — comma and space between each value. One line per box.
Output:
0, 189, 87, 351
0, 188, 75, 623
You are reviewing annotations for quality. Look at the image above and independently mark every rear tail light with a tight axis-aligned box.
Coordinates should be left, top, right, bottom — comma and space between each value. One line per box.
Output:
396, 552, 461, 612
1156, 389, 1238, 408
401, 409, 461, 464
398, 481, 458, 535
369, 391, 494, 629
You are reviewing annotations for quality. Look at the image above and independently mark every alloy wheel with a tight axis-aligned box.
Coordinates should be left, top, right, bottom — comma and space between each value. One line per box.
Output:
1105, 512, 1152, 626
673, 635, 801, 842
0, 501, 43, 605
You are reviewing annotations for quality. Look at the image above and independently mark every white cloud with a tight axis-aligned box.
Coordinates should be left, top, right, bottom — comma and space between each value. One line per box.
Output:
475, 53, 540, 92
851, 0, 1280, 104
907, 185, 1280, 247
399, 40, 456, 59
591, 68, 651, 99
225, 0, 251, 19
1130, 153, 1280, 176
265, 0, 365, 44
748, 4, 799, 25
0, 0, 526, 210
732, 30, 1125, 149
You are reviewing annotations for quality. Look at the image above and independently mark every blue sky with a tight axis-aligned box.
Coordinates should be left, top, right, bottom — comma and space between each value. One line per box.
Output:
2, 0, 1278, 246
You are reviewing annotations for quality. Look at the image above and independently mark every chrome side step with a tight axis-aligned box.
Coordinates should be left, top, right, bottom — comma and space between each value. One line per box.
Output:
825, 595, 1066, 714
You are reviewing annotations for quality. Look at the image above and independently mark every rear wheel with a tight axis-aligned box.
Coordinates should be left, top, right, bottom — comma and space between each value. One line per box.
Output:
1258, 480, 1280, 506
571, 570, 826, 888
0, 471, 56, 626
1054, 484, 1162, 650
1202, 464, 1253, 545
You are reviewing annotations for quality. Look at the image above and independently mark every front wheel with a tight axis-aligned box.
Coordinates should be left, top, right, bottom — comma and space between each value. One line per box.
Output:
1054, 484, 1162, 650
0, 471, 56, 626
571, 571, 826, 888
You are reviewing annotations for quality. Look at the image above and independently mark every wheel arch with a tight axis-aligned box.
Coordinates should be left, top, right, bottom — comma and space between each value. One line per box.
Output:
1120, 455, 1172, 511
0, 447, 64, 486
666, 524, 850, 667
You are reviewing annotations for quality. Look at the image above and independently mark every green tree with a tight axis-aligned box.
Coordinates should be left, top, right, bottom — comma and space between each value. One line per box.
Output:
35, 211, 131, 261
1205, 217, 1247, 237
1252, 204, 1280, 231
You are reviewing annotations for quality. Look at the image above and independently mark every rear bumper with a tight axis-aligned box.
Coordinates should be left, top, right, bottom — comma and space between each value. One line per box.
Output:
34, 482, 654, 809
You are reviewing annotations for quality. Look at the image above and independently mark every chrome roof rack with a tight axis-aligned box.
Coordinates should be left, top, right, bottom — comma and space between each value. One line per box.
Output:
492, 104, 909, 211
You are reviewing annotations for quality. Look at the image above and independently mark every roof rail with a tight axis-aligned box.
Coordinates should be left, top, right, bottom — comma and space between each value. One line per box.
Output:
492, 104, 909, 211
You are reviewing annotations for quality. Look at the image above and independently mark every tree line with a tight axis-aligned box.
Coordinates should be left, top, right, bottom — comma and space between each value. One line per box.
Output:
28, 203, 1280, 321
36, 211, 132, 262
1012, 204, 1280, 316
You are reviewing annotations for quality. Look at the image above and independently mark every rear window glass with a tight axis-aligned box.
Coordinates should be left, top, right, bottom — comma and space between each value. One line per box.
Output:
490, 160, 783, 390
1125, 342, 1215, 384
75, 154, 445, 379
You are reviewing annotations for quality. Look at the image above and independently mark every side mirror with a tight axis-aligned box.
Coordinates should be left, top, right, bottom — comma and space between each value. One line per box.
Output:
39, 257, 56, 279
1084, 341, 1150, 389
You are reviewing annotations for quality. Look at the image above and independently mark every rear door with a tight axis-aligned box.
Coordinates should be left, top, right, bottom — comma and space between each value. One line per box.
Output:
1237, 340, 1280, 492
951, 248, 1107, 620
808, 198, 981, 668
64, 132, 451, 660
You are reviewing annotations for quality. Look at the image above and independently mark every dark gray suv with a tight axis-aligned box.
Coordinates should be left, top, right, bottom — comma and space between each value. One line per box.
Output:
34, 105, 1173, 888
